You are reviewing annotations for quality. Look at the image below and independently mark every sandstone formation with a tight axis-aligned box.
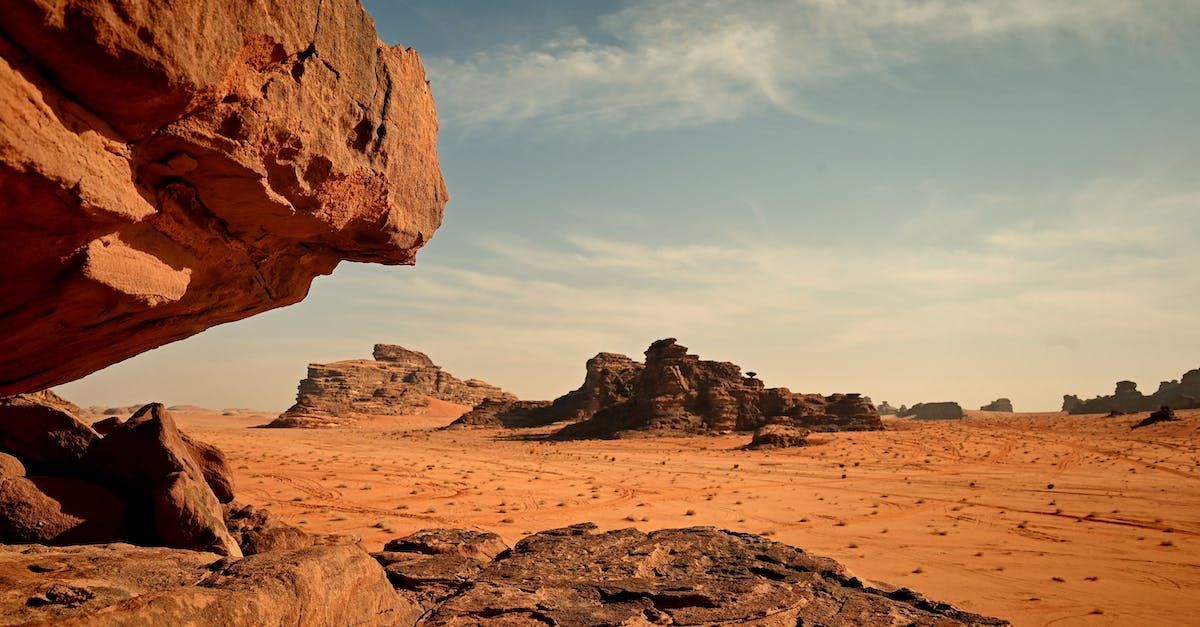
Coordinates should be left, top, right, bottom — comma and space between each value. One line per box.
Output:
745, 423, 811, 449
898, 402, 965, 420
449, 352, 642, 429
876, 400, 898, 415
0, 396, 241, 556
270, 344, 514, 427
980, 398, 1014, 412
0, 0, 447, 397
386, 523, 1006, 626
1063, 369, 1200, 414
554, 339, 884, 439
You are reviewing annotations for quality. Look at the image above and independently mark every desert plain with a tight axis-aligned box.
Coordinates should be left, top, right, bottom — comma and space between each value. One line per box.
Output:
161, 405, 1200, 627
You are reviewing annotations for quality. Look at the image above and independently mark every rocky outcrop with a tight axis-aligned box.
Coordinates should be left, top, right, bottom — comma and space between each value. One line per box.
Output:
746, 423, 811, 449
388, 523, 1006, 626
0, 0, 447, 397
270, 344, 514, 427
553, 339, 883, 439
1132, 406, 1180, 429
898, 402, 965, 420
0, 542, 418, 626
1064, 369, 1200, 414
0, 398, 241, 556
449, 352, 643, 429
980, 398, 1014, 412
876, 400, 898, 415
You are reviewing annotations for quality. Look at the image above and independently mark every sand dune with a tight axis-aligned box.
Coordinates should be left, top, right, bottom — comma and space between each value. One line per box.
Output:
179, 407, 1200, 626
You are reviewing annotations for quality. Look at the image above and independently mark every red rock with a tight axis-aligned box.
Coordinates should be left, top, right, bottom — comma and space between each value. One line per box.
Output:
0, 392, 98, 473
0, 0, 447, 397
746, 423, 811, 449
0, 459, 124, 545
180, 433, 235, 504
270, 344, 513, 427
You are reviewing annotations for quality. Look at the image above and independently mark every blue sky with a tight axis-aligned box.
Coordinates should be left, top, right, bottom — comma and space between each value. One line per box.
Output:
60, 0, 1200, 412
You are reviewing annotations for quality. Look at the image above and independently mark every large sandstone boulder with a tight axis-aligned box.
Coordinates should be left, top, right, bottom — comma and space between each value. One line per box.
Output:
414, 523, 1005, 626
270, 344, 514, 427
85, 404, 240, 556
0, 392, 98, 473
0, 455, 124, 545
0, 0, 447, 397
554, 339, 884, 439
0, 542, 418, 625
745, 423, 811, 450
899, 402, 965, 420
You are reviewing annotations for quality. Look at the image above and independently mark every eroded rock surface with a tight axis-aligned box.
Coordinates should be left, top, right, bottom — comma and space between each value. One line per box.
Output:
746, 423, 811, 449
270, 344, 513, 427
1064, 369, 1200, 414
0, 0, 447, 397
410, 523, 1006, 626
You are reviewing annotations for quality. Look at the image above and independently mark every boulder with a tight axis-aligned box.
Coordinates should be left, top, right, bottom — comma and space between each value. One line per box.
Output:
90, 416, 123, 436
0, 392, 98, 473
876, 400, 898, 415
223, 502, 352, 556
0, 464, 125, 545
0, 0, 447, 397
0, 542, 418, 625
181, 433, 236, 504
418, 523, 1006, 626
85, 403, 240, 556
270, 344, 514, 427
980, 398, 1014, 412
383, 528, 508, 561
745, 423, 811, 449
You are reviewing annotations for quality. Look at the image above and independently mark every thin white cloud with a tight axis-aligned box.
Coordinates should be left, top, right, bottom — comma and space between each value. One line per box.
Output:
428, 0, 1194, 132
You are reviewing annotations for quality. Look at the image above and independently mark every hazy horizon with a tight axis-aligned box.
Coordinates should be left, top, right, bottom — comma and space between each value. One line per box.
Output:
57, 0, 1200, 413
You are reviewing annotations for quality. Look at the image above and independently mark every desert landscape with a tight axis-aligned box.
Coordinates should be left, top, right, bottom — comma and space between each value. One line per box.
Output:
2, 0, 1198, 625
174, 405, 1198, 626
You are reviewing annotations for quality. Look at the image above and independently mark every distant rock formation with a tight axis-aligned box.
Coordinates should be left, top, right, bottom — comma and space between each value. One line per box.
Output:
876, 401, 898, 415
551, 339, 883, 439
0, 0, 446, 397
449, 352, 642, 429
1132, 406, 1180, 429
898, 402, 965, 420
270, 345, 513, 428
980, 398, 1014, 412
1063, 369, 1200, 414
746, 423, 811, 449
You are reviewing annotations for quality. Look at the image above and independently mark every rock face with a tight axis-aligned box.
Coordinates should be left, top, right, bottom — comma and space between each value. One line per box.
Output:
899, 402, 965, 420
980, 398, 1014, 412
553, 339, 883, 439
0, 542, 418, 626
1063, 369, 1200, 414
382, 523, 1005, 626
270, 344, 514, 427
745, 423, 811, 449
0, 391, 98, 473
0, 0, 447, 397
449, 352, 642, 429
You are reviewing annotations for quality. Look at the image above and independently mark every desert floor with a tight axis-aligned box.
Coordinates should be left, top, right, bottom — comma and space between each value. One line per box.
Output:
174, 406, 1200, 626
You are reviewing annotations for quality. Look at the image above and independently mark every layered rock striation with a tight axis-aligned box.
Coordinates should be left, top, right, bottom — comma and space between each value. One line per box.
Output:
1063, 369, 1200, 414
0, 0, 447, 397
455, 339, 882, 438
270, 344, 513, 427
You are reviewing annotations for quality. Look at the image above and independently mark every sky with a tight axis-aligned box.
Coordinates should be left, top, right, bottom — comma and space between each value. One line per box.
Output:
59, 0, 1200, 412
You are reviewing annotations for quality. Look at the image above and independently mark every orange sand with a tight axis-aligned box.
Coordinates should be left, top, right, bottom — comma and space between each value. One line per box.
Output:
176, 407, 1200, 626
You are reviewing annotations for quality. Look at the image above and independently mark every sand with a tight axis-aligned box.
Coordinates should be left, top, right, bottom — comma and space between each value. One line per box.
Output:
173, 406, 1200, 626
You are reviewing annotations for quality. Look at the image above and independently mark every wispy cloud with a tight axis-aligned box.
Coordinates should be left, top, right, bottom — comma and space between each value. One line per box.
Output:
428, 0, 1195, 132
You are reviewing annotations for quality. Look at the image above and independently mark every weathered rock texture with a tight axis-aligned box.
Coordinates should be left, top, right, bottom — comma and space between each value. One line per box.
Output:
898, 402, 965, 420
0, 0, 447, 397
449, 352, 642, 429
554, 339, 884, 439
1132, 406, 1180, 430
0, 542, 419, 626
1063, 369, 1200, 414
980, 398, 1014, 412
0, 396, 242, 556
270, 344, 513, 427
745, 423, 811, 450
384, 523, 1006, 626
